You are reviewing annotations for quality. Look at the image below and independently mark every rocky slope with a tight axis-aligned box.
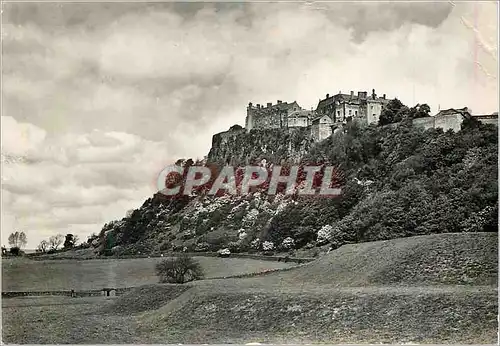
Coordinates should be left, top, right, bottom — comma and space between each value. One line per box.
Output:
85, 118, 498, 257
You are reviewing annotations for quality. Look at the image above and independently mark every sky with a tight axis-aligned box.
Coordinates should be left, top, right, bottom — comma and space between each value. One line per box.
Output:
1, 1, 498, 249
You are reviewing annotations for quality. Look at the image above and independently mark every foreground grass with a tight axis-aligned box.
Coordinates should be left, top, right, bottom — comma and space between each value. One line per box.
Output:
3, 233, 498, 344
2, 256, 295, 291
3, 285, 497, 344
2, 296, 141, 344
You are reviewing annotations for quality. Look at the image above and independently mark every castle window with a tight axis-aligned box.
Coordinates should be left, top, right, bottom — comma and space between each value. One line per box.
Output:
337, 111, 340, 117
355, 111, 358, 116
349, 110, 352, 115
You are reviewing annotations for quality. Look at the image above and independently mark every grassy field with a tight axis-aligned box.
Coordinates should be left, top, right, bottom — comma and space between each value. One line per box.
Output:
2, 256, 295, 291
2, 232, 498, 344
3, 284, 497, 344
238, 232, 499, 287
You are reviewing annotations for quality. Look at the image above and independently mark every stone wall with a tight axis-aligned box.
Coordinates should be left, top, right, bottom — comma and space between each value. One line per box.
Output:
413, 114, 464, 132
434, 113, 463, 132
475, 117, 498, 126
311, 123, 332, 142
412, 117, 436, 130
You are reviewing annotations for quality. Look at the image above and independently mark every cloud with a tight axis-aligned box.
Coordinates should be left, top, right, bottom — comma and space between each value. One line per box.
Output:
1, 2, 497, 247
1, 116, 175, 248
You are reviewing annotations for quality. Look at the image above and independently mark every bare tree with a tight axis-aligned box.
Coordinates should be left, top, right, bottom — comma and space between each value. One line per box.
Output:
48, 234, 64, 251
36, 240, 49, 253
8, 231, 27, 249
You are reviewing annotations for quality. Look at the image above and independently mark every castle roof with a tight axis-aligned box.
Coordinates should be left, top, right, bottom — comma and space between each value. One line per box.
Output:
471, 112, 498, 120
312, 114, 333, 123
250, 100, 301, 112
273, 101, 300, 111
316, 92, 390, 110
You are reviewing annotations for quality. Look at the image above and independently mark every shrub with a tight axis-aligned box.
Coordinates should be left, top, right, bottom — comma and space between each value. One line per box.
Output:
317, 225, 333, 245
155, 254, 204, 284
9, 247, 21, 256
281, 237, 295, 250
262, 241, 275, 251
194, 242, 210, 252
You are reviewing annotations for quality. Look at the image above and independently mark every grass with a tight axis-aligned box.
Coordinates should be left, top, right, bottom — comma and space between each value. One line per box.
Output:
1, 296, 142, 344
140, 287, 498, 344
2, 256, 295, 291
2, 232, 498, 344
3, 286, 497, 344
240, 232, 498, 287
100, 284, 190, 314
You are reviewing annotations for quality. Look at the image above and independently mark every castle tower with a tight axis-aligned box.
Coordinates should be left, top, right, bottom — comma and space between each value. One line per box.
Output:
245, 102, 254, 131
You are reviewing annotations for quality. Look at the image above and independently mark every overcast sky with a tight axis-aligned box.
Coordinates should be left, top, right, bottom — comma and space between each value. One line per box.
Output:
1, 1, 498, 248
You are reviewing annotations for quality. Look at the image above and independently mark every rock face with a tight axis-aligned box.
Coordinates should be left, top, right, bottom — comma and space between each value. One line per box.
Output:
208, 127, 314, 165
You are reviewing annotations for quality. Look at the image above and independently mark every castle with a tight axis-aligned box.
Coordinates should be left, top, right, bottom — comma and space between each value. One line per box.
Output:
245, 89, 392, 141
243, 89, 498, 142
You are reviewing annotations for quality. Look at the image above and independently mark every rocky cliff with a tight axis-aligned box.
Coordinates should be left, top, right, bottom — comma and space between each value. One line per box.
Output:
207, 126, 314, 165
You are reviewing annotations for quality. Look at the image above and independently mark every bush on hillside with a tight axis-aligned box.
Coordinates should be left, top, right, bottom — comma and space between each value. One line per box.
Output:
155, 254, 204, 284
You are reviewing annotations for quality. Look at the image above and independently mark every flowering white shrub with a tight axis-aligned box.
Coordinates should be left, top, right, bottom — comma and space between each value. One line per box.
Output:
281, 237, 295, 249
256, 200, 272, 214
243, 208, 259, 225
238, 229, 248, 240
262, 241, 275, 251
274, 201, 289, 215
217, 248, 231, 257
317, 225, 333, 244
250, 238, 260, 249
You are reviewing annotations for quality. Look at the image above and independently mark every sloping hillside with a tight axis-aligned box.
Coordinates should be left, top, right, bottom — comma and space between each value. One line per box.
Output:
133, 233, 498, 344
139, 287, 497, 344
247, 232, 498, 287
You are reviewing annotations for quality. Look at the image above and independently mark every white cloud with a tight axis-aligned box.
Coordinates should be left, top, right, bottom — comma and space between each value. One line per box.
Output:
1, 116, 175, 248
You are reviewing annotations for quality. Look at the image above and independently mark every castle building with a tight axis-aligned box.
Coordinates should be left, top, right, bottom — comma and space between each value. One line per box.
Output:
287, 109, 314, 128
310, 114, 334, 142
316, 89, 392, 125
413, 107, 498, 132
245, 100, 311, 131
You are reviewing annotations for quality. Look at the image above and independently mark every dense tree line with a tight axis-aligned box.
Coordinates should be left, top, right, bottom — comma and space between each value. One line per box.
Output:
267, 117, 498, 247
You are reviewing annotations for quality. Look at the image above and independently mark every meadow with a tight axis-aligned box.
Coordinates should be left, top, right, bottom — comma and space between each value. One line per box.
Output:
2, 256, 295, 291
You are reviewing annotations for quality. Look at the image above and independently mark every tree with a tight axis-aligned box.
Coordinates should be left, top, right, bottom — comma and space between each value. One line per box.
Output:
155, 254, 204, 284
48, 234, 64, 251
64, 234, 79, 249
9, 247, 21, 256
409, 103, 431, 119
36, 240, 49, 253
379, 98, 407, 125
8, 231, 27, 249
